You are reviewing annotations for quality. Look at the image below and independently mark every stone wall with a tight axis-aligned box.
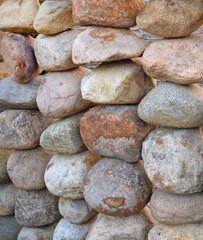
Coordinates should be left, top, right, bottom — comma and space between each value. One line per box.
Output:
0, 0, 202, 240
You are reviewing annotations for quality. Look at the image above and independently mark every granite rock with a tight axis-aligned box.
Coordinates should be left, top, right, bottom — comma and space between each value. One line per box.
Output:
0, 215, 21, 240
0, 148, 12, 183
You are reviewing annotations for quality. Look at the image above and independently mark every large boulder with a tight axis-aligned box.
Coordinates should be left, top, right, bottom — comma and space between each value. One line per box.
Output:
0, 215, 21, 240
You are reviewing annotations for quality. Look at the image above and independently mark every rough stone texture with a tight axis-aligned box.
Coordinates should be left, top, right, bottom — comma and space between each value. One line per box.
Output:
81, 60, 156, 104
138, 82, 203, 128
72, 0, 144, 28
59, 198, 96, 224
7, 147, 53, 190
34, 30, 81, 71
137, 0, 203, 38
0, 215, 22, 240
17, 223, 56, 240
84, 158, 152, 216
0, 30, 7, 61
148, 223, 203, 240
0, 110, 50, 149
86, 212, 150, 240
136, 34, 203, 84
72, 27, 145, 65
0, 62, 8, 80
2, 33, 41, 84
0, 183, 17, 216
40, 112, 86, 154
150, 188, 203, 225
36, 68, 92, 118
80, 105, 155, 162
0, 0, 39, 34
15, 189, 61, 227
142, 127, 203, 194
0, 148, 12, 183
45, 151, 101, 199
34, 0, 75, 35
0, 76, 43, 109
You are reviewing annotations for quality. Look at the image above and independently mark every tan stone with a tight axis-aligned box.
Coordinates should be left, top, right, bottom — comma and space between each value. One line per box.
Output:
0, 30, 7, 61
0, 148, 13, 183
0, 62, 8, 80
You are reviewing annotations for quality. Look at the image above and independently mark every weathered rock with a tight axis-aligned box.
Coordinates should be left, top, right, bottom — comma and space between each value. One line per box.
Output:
0, 110, 50, 149
40, 112, 86, 154
72, 0, 144, 28
136, 34, 203, 84
36, 68, 92, 118
80, 105, 155, 162
53, 218, 91, 240
138, 82, 203, 128
137, 0, 203, 38
84, 158, 152, 216
0, 0, 39, 34
17, 223, 56, 240
0, 30, 7, 61
0, 215, 21, 240
7, 147, 52, 190
34, 0, 75, 35
0, 62, 8, 80
148, 223, 203, 240
15, 189, 61, 227
81, 60, 156, 104
59, 198, 96, 224
2, 33, 41, 84
142, 127, 203, 194
86, 212, 150, 240
45, 151, 100, 199
34, 30, 81, 71
0, 76, 43, 109
0, 183, 17, 216
150, 188, 203, 225
72, 27, 145, 64
0, 148, 12, 183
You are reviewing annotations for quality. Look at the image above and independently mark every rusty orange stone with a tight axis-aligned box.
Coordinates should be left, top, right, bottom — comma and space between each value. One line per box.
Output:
72, 0, 144, 28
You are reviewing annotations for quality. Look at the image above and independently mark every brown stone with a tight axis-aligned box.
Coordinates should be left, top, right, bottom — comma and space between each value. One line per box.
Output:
7, 147, 53, 190
136, 0, 203, 38
36, 68, 92, 118
0, 30, 7, 61
0, 62, 8, 80
0, 148, 13, 183
84, 158, 152, 216
2, 33, 41, 84
80, 105, 155, 162
0, 110, 50, 149
72, 0, 144, 28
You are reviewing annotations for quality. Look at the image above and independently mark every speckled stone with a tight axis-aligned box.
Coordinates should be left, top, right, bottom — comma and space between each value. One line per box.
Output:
0, 62, 8, 80
0, 148, 13, 183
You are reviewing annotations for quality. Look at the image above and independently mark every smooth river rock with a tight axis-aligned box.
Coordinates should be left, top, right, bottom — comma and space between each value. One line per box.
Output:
0, 110, 50, 149
0, 215, 21, 240
34, 30, 81, 71
81, 60, 156, 104
80, 105, 155, 162
40, 112, 86, 154
136, 0, 203, 38
142, 127, 203, 194
15, 189, 61, 227
7, 147, 53, 190
44, 151, 100, 199
0, 62, 8, 80
138, 82, 203, 128
84, 158, 152, 216
150, 188, 203, 225
34, 0, 75, 35
136, 34, 203, 84
36, 68, 92, 118
72, 27, 145, 65
59, 198, 96, 224
0, 148, 12, 183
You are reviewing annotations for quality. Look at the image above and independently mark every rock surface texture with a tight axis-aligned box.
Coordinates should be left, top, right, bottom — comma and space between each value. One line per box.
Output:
0, 148, 12, 183
0, 62, 8, 80
0, 215, 21, 240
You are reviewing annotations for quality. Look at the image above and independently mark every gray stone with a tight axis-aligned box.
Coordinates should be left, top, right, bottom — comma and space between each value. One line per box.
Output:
0, 183, 17, 216
0, 215, 22, 240
34, 30, 81, 71
44, 151, 100, 199
0, 148, 13, 183
142, 127, 203, 194
148, 223, 203, 240
138, 82, 203, 128
86, 213, 150, 240
0, 76, 43, 109
72, 26, 145, 65
40, 112, 86, 154
150, 188, 203, 225
59, 198, 96, 224
81, 60, 156, 104
15, 189, 61, 227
